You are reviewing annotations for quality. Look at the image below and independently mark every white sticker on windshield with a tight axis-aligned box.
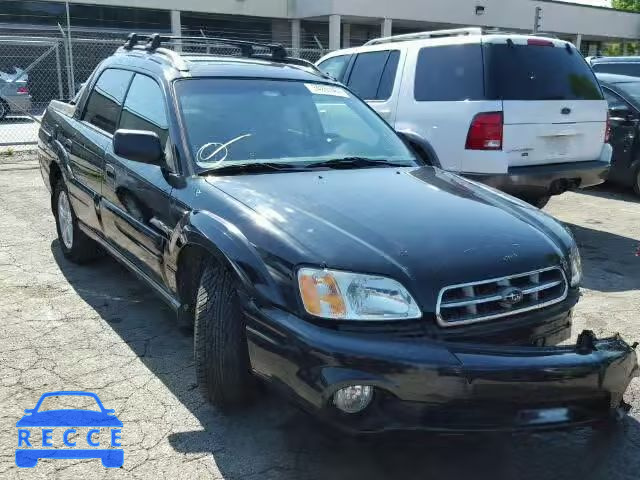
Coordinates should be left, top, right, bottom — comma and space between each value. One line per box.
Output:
305, 83, 350, 98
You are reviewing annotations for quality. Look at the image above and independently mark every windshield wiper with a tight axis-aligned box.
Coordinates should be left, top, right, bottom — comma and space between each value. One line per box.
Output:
198, 162, 301, 176
305, 157, 414, 170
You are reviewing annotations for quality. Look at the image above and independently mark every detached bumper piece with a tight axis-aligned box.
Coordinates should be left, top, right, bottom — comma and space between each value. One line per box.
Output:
246, 306, 639, 434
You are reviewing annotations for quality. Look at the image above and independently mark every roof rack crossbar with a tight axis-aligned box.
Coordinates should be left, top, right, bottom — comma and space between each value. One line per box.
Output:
365, 27, 483, 45
118, 32, 324, 76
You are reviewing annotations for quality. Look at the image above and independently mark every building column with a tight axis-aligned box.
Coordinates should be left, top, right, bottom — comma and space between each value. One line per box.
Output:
171, 10, 182, 51
291, 19, 301, 56
381, 18, 393, 38
342, 23, 351, 48
623, 41, 629, 56
329, 14, 341, 51
574, 33, 582, 51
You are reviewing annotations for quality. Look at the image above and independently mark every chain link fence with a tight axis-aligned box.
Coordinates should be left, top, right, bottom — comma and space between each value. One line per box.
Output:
0, 34, 327, 151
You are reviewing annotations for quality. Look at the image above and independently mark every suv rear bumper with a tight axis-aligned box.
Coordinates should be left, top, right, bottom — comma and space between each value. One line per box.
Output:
464, 159, 610, 198
245, 303, 638, 434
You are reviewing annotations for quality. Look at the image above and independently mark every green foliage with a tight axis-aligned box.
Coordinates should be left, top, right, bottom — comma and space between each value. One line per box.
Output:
613, 0, 640, 12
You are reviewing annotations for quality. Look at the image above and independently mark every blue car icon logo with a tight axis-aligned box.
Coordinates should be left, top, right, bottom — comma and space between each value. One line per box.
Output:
15, 391, 123, 468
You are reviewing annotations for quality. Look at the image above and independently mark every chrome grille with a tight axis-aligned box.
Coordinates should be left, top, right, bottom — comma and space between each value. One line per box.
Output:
436, 267, 568, 327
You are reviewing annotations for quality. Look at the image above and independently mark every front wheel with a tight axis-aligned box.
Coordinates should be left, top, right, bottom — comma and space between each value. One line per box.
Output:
53, 179, 100, 263
193, 260, 255, 409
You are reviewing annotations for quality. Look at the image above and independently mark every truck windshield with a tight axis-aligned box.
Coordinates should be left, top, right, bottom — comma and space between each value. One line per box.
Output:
175, 78, 417, 170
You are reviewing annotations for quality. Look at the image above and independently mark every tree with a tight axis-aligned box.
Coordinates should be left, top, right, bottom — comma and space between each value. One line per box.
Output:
613, 0, 640, 12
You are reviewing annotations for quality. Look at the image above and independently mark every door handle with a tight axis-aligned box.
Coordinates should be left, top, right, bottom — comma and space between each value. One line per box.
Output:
105, 164, 116, 185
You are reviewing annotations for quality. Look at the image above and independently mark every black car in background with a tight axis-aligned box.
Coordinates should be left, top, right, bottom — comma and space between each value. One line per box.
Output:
589, 56, 640, 77
37, 34, 638, 434
596, 73, 640, 195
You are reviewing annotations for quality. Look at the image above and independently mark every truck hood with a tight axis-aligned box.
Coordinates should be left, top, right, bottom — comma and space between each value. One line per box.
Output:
206, 167, 572, 309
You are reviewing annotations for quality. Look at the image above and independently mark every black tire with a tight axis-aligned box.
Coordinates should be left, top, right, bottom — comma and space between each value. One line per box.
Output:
522, 194, 551, 209
0, 100, 8, 120
53, 178, 101, 263
194, 259, 255, 409
633, 165, 640, 197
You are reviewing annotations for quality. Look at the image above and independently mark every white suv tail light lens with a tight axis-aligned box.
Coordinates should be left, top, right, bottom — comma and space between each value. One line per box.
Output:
465, 112, 503, 150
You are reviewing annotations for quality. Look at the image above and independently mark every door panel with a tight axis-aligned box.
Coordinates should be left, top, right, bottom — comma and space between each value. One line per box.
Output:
100, 73, 173, 283
603, 87, 638, 182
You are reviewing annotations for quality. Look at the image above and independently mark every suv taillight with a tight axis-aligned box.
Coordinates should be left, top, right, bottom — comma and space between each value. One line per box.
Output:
605, 111, 611, 143
16, 86, 29, 94
465, 112, 503, 150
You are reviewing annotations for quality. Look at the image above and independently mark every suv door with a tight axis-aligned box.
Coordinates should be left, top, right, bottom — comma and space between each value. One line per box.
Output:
66, 68, 133, 233
602, 86, 639, 183
101, 73, 174, 284
343, 49, 402, 124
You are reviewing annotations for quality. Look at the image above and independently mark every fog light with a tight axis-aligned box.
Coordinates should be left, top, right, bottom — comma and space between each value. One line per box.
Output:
333, 385, 373, 413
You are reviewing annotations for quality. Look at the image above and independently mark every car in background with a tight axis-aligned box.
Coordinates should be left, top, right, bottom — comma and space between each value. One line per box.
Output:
589, 56, 640, 77
596, 73, 640, 195
0, 68, 32, 120
317, 27, 611, 208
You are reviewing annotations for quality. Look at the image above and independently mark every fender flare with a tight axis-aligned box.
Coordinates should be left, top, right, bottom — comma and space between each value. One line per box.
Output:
396, 130, 441, 168
168, 209, 286, 307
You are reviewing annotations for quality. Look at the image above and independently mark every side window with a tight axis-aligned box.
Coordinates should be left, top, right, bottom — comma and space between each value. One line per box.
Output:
593, 63, 640, 77
119, 74, 169, 147
414, 45, 484, 101
317, 55, 352, 81
316, 99, 378, 146
82, 69, 133, 134
347, 50, 399, 101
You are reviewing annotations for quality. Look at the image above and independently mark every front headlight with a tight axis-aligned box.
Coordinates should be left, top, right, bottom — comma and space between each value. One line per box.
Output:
297, 268, 421, 320
569, 244, 582, 287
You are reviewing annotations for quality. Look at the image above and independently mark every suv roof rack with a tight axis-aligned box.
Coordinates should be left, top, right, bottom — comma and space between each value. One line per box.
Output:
119, 33, 322, 74
364, 27, 560, 46
365, 27, 483, 46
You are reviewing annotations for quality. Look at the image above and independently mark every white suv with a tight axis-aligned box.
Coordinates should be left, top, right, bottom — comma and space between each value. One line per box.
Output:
317, 28, 612, 207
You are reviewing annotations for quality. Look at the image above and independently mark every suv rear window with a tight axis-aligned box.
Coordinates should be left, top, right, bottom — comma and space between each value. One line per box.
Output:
484, 43, 602, 101
414, 44, 484, 101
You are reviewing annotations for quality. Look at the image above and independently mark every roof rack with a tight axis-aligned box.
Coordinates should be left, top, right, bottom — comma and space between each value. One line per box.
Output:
364, 27, 482, 46
119, 33, 322, 74
364, 27, 563, 46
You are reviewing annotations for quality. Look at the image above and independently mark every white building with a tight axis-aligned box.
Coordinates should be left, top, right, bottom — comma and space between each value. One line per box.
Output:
2, 0, 639, 55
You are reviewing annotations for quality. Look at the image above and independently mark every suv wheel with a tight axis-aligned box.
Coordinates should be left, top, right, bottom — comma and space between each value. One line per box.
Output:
194, 259, 255, 409
53, 179, 100, 263
522, 194, 550, 209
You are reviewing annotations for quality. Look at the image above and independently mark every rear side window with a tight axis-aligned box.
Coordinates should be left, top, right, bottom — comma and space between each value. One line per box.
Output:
414, 44, 484, 101
119, 74, 169, 146
485, 44, 602, 101
592, 62, 640, 77
347, 50, 400, 100
83, 69, 133, 134
318, 55, 352, 81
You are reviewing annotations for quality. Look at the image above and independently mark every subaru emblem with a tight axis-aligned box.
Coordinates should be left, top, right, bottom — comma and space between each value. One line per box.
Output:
561, 107, 571, 115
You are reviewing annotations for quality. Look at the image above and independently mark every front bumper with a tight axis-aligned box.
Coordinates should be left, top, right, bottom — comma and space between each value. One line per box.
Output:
245, 304, 638, 433
465, 158, 610, 198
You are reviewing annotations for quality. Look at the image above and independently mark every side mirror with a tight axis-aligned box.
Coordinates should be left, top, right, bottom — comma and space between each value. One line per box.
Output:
113, 129, 164, 165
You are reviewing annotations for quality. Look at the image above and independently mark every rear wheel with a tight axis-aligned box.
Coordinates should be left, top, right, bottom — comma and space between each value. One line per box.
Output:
194, 259, 255, 409
521, 194, 551, 209
633, 165, 640, 197
53, 179, 101, 263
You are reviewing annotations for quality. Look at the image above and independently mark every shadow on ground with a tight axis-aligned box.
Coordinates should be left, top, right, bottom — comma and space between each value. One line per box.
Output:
564, 223, 640, 293
576, 184, 639, 204
51, 240, 640, 480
